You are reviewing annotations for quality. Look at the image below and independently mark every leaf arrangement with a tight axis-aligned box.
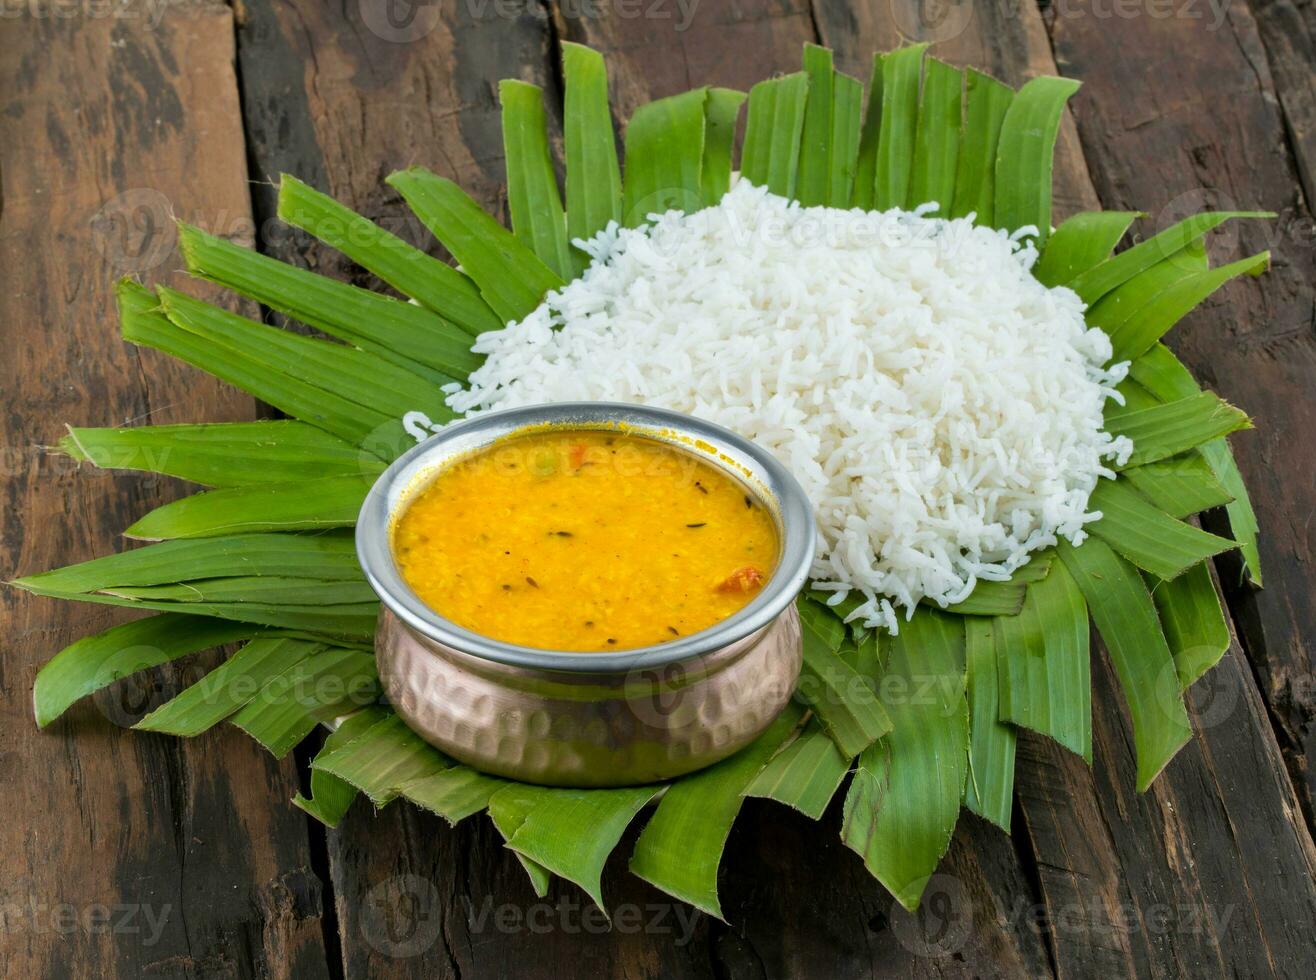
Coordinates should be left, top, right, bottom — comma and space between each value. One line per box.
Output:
12, 43, 1269, 916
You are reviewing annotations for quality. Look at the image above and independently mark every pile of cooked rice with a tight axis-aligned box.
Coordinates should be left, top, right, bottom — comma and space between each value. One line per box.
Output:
438, 180, 1131, 633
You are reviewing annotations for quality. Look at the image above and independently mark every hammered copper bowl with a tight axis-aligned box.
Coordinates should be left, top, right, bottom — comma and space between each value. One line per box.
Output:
356, 403, 815, 787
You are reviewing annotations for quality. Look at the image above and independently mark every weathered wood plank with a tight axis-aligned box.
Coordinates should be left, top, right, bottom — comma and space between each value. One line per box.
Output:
553, 0, 816, 118
1047, 0, 1316, 842
1247, 0, 1316, 205
0, 3, 330, 978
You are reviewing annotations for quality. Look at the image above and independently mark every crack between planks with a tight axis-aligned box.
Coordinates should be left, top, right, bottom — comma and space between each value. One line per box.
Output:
1009, 786, 1062, 980
1203, 522, 1316, 841
294, 732, 348, 980
803, 0, 823, 46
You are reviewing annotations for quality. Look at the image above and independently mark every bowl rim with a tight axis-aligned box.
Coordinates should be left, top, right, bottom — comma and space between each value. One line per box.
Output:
356, 402, 816, 674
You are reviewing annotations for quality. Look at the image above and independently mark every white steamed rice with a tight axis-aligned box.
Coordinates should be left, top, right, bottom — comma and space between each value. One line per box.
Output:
431, 180, 1131, 633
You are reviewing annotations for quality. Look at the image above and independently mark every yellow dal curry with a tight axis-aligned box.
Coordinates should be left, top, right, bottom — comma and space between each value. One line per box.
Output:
392, 428, 779, 651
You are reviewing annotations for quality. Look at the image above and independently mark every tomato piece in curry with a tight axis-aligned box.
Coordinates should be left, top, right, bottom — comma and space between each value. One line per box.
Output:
391, 428, 779, 652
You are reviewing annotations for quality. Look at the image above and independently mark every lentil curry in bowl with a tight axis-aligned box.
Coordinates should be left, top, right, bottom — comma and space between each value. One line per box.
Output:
392, 427, 780, 652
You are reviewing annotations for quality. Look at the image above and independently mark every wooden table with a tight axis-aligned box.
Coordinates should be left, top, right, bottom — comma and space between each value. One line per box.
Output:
3, 1, 1314, 976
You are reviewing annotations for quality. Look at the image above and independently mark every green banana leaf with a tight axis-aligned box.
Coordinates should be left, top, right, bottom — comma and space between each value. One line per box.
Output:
741, 73, 809, 198
60, 421, 377, 488
294, 707, 392, 826
562, 42, 622, 256
622, 88, 708, 223
995, 560, 1092, 762
744, 720, 850, 820
125, 475, 372, 539
950, 68, 1012, 223
964, 618, 1016, 830
630, 703, 803, 919
135, 637, 323, 736
993, 76, 1081, 246
841, 611, 967, 912
33, 614, 262, 727
1058, 539, 1191, 791
501, 79, 574, 279
277, 174, 501, 336
908, 58, 962, 215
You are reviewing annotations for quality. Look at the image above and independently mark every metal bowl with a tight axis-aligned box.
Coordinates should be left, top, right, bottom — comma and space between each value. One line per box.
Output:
356, 403, 815, 787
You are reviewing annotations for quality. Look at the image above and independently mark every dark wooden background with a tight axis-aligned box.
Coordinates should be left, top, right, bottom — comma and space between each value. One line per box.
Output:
3, 1, 1314, 977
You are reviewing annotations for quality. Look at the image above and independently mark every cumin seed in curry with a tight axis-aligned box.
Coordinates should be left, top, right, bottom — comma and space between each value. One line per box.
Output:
392, 428, 779, 652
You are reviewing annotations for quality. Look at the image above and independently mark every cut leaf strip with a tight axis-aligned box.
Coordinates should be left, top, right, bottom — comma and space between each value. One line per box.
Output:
157, 285, 453, 427
231, 647, 381, 758
1106, 251, 1270, 362
1033, 211, 1140, 287
500, 79, 573, 279
630, 702, 802, 919
125, 475, 373, 540
400, 766, 509, 826
562, 42, 623, 254
873, 43, 928, 211
388, 167, 564, 325
117, 280, 388, 447
949, 68, 1013, 223
12, 531, 365, 595
1058, 539, 1191, 791
277, 174, 501, 337
294, 708, 390, 827
797, 600, 892, 756
61, 421, 375, 488
1123, 454, 1233, 518
622, 88, 708, 225
506, 785, 663, 911
1147, 562, 1232, 689
964, 618, 1016, 830
993, 75, 1081, 247
841, 610, 967, 912
795, 44, 836, 207
908, 58, 962, 216
741, 72, 810, 199
487, 786, 554, 897
1106, 392, 1251, 469
1070, 211, 1271, 306
701, 87, 747, 207
994, 560, 1092, 762
313, 712, 452, 805
1129, 343, 1263, 584
33, 614, 261, 727
1089, 477, 1237, 580
851, 54, 884, 210
744, 720, 849, 820
177, 223, 479, 382
135, 637, 321, 736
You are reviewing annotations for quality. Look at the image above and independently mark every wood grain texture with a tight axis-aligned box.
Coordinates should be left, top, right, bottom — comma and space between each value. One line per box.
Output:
0, 3, 330, 978
1247, 0, 1316, 206
553, 0, 816, 118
